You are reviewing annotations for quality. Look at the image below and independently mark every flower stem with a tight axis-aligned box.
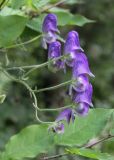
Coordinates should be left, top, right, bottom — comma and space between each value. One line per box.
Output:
34, 80, 73, 93
6, 55, 69, 76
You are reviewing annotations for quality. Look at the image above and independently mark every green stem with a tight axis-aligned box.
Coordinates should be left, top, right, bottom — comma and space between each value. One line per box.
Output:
1, 69, 53, 124
5, 35, 42, 49
1, 69, 72, 122
34, 80, 73, 93
6, 55, 69, 77
39, 105, 71, 112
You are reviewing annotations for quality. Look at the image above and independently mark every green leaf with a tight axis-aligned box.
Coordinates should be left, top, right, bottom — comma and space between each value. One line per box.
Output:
27, 11, 94, 33
65, 0, 83, 5
0, 7, 25, 16
2, 125, 54, 160
54, 12, 95, 26
27, 14, 45, 32
32, 0, 50, 9
0, 94, 6, 104
55, 109, 113, 147
67, 148, 114, 160
0, 15, 28, 47
9, 0, 26, 9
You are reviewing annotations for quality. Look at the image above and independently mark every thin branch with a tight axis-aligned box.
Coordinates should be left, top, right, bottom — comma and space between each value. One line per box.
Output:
40, 153, 68, 160
85, 134, 114, 148
40, 0, 67, 14
42, 134, 114, 160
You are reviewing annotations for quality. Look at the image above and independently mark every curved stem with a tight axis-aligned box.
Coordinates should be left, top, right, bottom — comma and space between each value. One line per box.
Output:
5, 35, 42, 49
2, 69, 53, 124
34, 80, 73, 93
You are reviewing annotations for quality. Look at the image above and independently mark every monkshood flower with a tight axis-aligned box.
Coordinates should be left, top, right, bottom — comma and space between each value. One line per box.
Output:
64, 31, 83, 67
42, 13, 59, 49
73, 83, 93, 115
69, 75, 89, 95
74, 83, 93, 107
48, 41, 64, 72
76, 102, 90, 116
72, 52, 95, 77
48, 123, 64, 134
49, 108, 75, 134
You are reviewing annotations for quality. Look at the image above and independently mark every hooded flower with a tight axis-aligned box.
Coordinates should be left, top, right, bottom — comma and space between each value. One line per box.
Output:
73, 83, 93, 107
64, 31, 83, 67
72, 52, 95, 77
48, 108, 75, 134
48, 41, 64, 72
42, 13, 59, 49
76, 102, 89, 116
56, 108, 75, 123
71, 75, 89, 93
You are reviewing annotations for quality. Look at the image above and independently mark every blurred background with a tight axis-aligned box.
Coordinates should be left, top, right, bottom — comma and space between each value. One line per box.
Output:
0, 0, 114, 159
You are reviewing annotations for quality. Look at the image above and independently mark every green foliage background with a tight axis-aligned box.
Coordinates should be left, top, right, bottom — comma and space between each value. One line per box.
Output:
0, 0, 114, 159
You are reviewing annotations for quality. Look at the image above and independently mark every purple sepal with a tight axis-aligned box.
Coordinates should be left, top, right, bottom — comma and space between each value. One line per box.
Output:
72, 52, 95, 77
42, 14, 59, 48
76, 102, 89, 116
73, 83, 93, 107
42, 13, 58, 33
48, 41, 65, 71
64, 31, 83, 67
56, 108, 75, 124
72, 75, 89, 93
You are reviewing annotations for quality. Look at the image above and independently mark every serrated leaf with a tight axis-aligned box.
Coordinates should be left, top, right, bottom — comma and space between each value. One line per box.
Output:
0, 15, 28, 47
67, 148, 114, 160
55, 109, 113, 147
2, 125, 54, 160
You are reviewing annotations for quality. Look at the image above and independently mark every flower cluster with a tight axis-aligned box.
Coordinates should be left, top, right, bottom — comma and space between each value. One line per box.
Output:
42, 13, 94, 134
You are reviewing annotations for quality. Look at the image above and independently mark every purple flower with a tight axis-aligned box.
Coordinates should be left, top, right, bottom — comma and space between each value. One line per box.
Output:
72, 52, 95, 77
42, 13, 59, 49
64, 31, 83, 67
48, 123, 64, 134
76, 102, 89, 116
73, 83, 93, 107
56, 108, 75, 123
48, 41, 64, 72
71, 75, 89, 93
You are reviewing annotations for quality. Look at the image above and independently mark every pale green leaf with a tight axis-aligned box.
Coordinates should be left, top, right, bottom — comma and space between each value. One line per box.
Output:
67, 148, 114, 160
0, 94, 6, 104
0, 15, 28, 47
